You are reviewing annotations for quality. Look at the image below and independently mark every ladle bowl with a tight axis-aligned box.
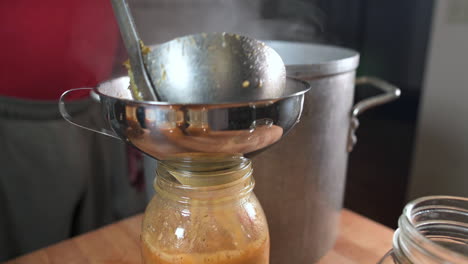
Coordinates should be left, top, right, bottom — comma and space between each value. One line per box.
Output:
145, 33, 287, 104
111, 0, 287, 103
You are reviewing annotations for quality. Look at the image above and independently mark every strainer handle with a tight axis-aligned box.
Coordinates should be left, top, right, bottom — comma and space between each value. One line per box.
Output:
59, 88, 121, 140
347, 77, 401, 152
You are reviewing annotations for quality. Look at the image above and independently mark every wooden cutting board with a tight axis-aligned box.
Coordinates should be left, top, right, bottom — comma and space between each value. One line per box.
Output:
4, 209, 393, 264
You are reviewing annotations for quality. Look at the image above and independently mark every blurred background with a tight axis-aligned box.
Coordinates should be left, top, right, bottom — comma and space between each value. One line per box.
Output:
1, 0, 468, 261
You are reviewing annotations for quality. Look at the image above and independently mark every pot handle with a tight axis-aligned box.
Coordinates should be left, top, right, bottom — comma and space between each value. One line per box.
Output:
347, 77, 401, 152
59, 88, 121, 140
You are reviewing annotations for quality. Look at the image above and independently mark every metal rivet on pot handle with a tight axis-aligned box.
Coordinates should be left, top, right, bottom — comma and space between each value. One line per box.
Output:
347, 77, 401, 152
59, 88, 121, 140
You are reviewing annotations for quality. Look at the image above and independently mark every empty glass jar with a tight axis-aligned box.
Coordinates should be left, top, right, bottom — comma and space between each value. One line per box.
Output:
378, 196, 468, 264
141, 155, 269, 264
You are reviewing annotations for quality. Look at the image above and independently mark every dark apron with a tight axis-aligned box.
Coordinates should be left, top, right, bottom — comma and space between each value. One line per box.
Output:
0, 96, 146, 261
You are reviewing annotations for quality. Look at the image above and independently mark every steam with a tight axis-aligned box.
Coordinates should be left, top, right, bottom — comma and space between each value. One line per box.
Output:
131, 0, 326, 44
228, 0, 326, 42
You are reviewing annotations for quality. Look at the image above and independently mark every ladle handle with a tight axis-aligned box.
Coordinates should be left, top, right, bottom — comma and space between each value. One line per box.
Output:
59, 88, 121, 140
347, 76, 401, 152
110, 0, 157, 100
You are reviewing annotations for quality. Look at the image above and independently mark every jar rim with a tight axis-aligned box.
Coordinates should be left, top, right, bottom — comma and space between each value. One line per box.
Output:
157, 162, 253, 191
399, 195, 468, 262
154, 155, 255, 203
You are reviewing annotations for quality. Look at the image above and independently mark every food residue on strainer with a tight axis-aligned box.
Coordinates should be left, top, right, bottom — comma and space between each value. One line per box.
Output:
121, 41, 152, 101
160, 64, 167, 81
123, 59, 143, 101
242, 80, 250, 88
140, 40, 151, 55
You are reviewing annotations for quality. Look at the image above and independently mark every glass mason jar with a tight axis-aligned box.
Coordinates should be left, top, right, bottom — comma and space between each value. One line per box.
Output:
378, 196, 468, 264
141, 155, 269, 264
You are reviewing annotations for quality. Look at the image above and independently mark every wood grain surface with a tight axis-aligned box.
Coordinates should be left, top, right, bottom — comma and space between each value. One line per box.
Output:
4, 209, 394, 264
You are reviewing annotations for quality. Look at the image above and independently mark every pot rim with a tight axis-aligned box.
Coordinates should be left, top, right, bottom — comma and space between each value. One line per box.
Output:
265, 40, 360, 79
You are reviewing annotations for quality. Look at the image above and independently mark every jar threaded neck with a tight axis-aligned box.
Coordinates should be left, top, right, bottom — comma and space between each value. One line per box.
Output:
393, 196, 468, 263
154, 154, 255, 204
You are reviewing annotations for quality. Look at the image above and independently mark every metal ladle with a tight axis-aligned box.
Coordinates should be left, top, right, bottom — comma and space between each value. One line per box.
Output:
145, 32, 287, 104
111, 0, 287, 103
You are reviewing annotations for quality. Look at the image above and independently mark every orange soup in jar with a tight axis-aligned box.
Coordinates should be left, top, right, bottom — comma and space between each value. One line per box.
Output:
141, 155, 269, 264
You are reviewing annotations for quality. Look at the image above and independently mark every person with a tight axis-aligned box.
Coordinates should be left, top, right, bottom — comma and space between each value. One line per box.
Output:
0, 0, 146, 261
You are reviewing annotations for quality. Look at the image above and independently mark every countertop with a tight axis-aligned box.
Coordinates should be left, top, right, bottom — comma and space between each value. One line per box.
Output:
5, 209, 394, 264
